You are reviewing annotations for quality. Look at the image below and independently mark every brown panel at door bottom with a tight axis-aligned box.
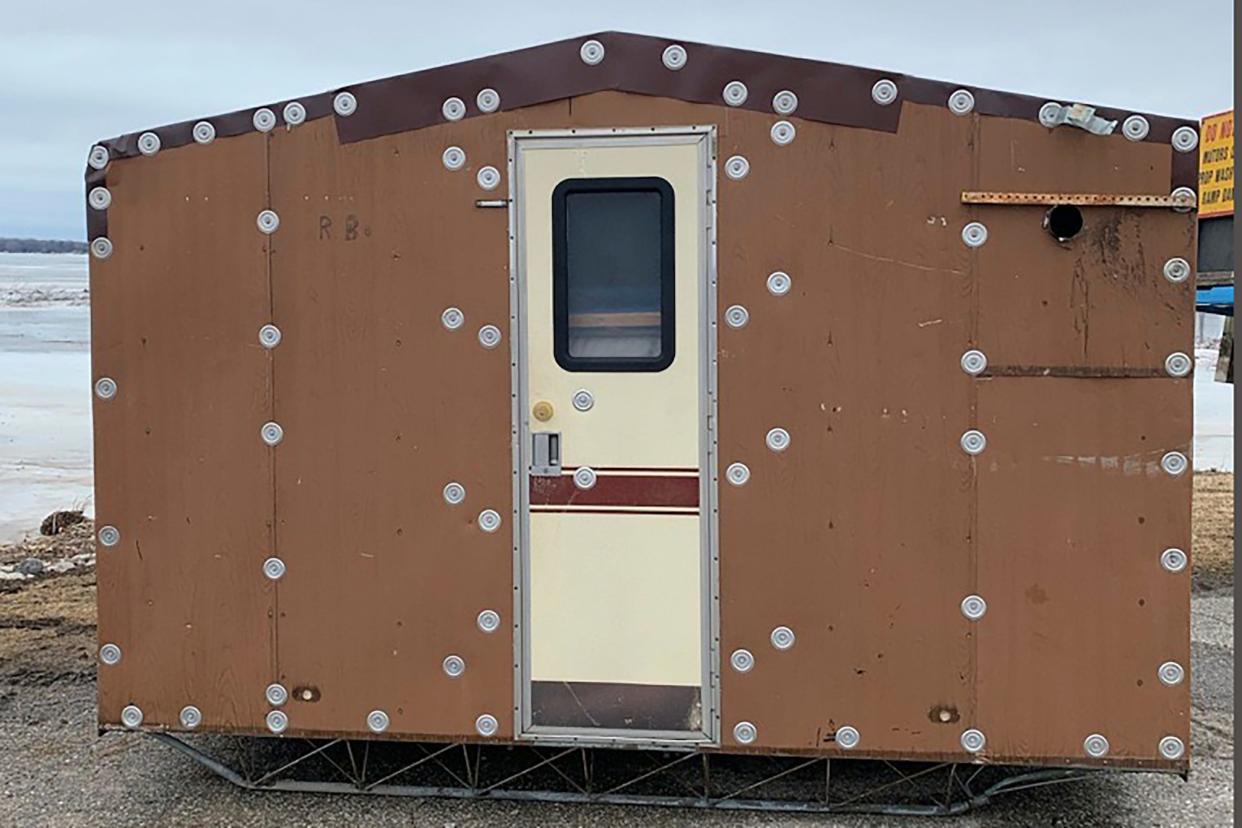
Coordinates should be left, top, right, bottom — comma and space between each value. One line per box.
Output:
530, 473, 699, 507
531, 681, 701, 731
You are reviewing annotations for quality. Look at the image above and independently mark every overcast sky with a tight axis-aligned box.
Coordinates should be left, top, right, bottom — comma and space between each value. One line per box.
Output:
1, 0, 1232, 240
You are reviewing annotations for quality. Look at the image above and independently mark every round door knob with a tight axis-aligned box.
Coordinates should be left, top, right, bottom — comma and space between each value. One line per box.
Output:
532, 401, 554, 422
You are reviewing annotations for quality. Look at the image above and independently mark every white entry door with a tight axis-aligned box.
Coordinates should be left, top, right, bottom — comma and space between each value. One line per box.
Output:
510, 128, 716, 743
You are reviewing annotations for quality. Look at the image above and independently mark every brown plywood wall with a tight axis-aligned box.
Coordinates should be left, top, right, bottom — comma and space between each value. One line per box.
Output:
91, 87, 1192, 770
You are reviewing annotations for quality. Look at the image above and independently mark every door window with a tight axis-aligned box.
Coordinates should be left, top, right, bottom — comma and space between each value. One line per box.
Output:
552, 177, 675, 371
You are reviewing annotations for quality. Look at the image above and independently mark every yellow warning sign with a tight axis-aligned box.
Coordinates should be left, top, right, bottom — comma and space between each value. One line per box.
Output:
1199, 110, 1233, 218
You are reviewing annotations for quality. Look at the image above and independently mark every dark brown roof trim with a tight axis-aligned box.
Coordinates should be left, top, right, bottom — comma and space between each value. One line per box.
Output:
84, 31, 1199, 206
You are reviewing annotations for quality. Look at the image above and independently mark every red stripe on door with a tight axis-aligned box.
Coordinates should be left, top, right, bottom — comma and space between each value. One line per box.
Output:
530, 473, 700, 508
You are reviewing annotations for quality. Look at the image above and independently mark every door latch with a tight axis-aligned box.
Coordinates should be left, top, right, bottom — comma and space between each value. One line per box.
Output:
531, 432, 561, 476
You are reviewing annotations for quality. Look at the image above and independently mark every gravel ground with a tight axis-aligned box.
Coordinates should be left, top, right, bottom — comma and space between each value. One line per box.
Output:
0, 476, 1233, 827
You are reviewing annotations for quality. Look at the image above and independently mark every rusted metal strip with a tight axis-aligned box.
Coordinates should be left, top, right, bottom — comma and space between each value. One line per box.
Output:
984, 365, 1169, 378
961, 191, 1194, 208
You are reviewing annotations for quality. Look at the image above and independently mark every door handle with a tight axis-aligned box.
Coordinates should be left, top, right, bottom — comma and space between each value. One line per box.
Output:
531, 432, 561, 476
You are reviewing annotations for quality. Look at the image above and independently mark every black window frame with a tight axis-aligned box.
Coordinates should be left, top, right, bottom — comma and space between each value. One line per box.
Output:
551, 176, 676, 373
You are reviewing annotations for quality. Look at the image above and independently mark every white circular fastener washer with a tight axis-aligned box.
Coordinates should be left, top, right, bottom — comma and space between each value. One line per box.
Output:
121, 705, 144, 729
770, 121, 796, 146
872, 79, 898, 106
571, 389, 595, 412
99, 643, 122, 665
192, 121, 216, 144
98, 525, 120, 547
1171, 187, 1197, 212
1159, 735, 1185, 760
1161, 451, 1188, 477
478, 509, 501, 533
476, 713, 499, 737
137, 132, 161, 156
477, 609, 501, 633
1160, 548, 1188, 573
443, 482, 466, 505
960, 349, 987, 376
573, 467, 597, 490
1083, 733, 1109, 757
948, 89, 975, 116
766, 428, 790, 452
579, 39, 605, 65
835, 725, 860, 749
1163, 257, 1190, 283
1158, 661, 1185, 687
252, 108, 276, 132
725, 155, 750, 180
367, 710, 390, 733
730, 649, 755, 673
1164, 352, 1192, 377
266, 683, 289, 706
961, 594, 987, 621
726, 462, 750, 486
89, 187, 111, 210
766, 271, 791, 296
259, 324, 282, 349
662, 44, 687, 70
283, 101, 306, 126
960, 429, 987, 456
90, 237, 113, 260
261, 421, 284, 446
478, 325, 502, 349
1038, 102, 1062, 128
441, 307, 465, 331
442, 146, 466, 171
88, 145, 110, 169
262, 557, 286, 581
476, 88, 500, 113
333, 92, 357, 117
256, 210, 280, 234
772, 90, 798, 115
442, 97, 466, 122
733, 721, 757, 744
724, 305, 749, 329
267, 710, 289, 734
1171, 126, 1198, 153
961, 728, 986, 753
722, 81, 749, 107
962, 221, 988, 248
95, 376, 118, 400
770, 626, 795, 650
477, 166, 501, 190
180, 705, 203, 729
442, 654, 466, 678
1122, 115, 1150, 142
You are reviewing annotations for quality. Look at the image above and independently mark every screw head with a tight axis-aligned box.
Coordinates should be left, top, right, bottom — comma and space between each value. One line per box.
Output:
724, 155, 750, 181
192, 121, 216, 144
137, 132, 161, 156
367, 709, 390, 733
99, 643, 122, 665
477, 166, 501, 190
283, 101, 306, 125
88, 145, 110, 169
1158, 661, 1185, 687
442, 654, 466, 678
765, 428, 791, 452
1083, 733, 1109, 757
442, 97, 466, 122
1165, 352, 1193, 377
835, 725, 860, 749
662, 44, 687, 70
121, 704, 144, 728
180, 705, 203, 729
1171, 126, 1199, 153
94, 377, 118, 400
88, 187, 112, 210
478, 325, 502, 349
256, 210, 280, 234
573, 467, 597, 490
258, 324, 282, 349
960, 349, 988, 376
1160, 547, 1188, 573
722, 81, 749, 107
960, 429, 987, 456
442, 146, 466, 171
962, 221, 988, 248
772, 90, 798, 115
733, 721, 758, 744
477, 609, 501, 633
1170, 187, 1197, 212
267, 709, 289, 734
1162, 257, 1191, 283
1038, 102, 1063, 128
333, 92, 357, 117
252, 108, 276, 132
263, 557, 286, 581
478, 509, 501, 533
97, 525, 120, 548
441, 307, 465, 331
726, 462, 750, 486
766, 271, 792, 296
579, 39, 605, 65
872, 79, 898, 106
948, 89, 975, 115
443, 482, 466, 505
265, 683, 289, 706
961, 594, 987, 620
475, 713, 499, 737
961, 728, 986, 753
724, 305, 749, 329
770, 626, 796, 650
1161, 451, 1188, 477
90, 237, 113, 260
571, 389, 595, 412
730, 648, 755, 672
261, 421, 284, 446
1122, 115, 1150, 141
1158, 735, 1185, 760
770, 121, 796, 146
476, 88, 501, 113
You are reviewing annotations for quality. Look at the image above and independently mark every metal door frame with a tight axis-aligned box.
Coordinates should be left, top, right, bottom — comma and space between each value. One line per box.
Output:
507, 126, 719, 748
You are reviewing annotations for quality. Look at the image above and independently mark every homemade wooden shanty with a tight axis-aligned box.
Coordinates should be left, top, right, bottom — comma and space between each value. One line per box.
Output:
87, 32, 1199, 804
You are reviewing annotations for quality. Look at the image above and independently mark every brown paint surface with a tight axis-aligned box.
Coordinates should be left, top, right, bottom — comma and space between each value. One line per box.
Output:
530, 474, 699, 507
93, 90, 1191, 770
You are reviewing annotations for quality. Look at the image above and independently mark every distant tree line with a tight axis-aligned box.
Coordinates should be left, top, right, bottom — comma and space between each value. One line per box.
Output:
0, 238, 88, 254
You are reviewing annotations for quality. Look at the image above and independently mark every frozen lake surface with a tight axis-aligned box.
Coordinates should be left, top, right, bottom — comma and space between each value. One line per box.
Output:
0, 252, 1233, 542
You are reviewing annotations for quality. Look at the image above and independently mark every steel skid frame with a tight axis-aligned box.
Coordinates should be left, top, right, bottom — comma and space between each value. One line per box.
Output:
147, 733, 1115, 815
